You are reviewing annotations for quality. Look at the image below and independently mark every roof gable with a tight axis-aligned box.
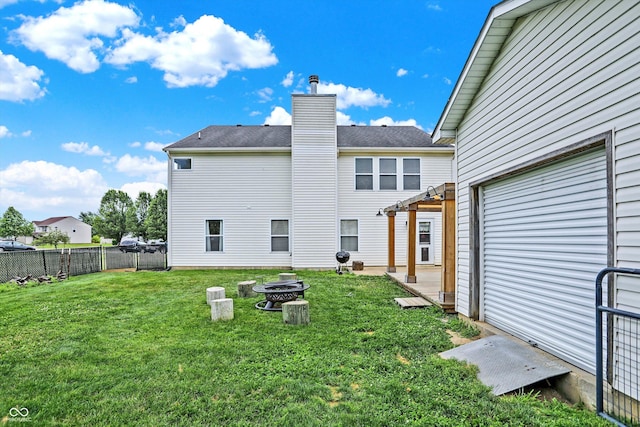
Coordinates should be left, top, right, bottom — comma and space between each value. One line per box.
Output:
33, 216, 74, 226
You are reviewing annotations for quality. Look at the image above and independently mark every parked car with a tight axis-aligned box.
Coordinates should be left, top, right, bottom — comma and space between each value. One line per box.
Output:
146, 239, 167, 253
0, 240, 36, 252
118, 238, 154, 253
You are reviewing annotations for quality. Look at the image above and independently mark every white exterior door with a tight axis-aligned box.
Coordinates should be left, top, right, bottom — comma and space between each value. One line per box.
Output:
480, 149, 607, 373
417, 220, 434, 265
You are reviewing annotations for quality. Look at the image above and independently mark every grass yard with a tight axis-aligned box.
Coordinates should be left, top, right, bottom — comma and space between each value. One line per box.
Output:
0, 270, 608, 426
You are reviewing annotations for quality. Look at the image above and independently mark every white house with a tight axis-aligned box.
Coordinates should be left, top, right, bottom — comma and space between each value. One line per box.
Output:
164, 76, 454, 270
432, 0, 640, 377
33, 216, 92, 244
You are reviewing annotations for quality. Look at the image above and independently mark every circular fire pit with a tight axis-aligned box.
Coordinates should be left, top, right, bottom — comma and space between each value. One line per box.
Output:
253, 280, 309, 311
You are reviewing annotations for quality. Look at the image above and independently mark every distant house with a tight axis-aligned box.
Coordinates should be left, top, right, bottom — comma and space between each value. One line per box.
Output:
432, 0, 640, 376
33, 216, 92, 244
163, 76, 454, 269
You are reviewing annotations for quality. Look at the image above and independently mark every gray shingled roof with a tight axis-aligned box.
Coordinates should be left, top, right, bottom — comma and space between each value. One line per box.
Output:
164, 125, 441, 151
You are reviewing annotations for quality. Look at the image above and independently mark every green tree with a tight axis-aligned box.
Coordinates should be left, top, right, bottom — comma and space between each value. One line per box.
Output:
0, 207, 35, 240
145, 189, 167, 241
35, 230, 71, 249
79, 211, 98, 227
94, 190, 134, 243
126, 192, 152, 240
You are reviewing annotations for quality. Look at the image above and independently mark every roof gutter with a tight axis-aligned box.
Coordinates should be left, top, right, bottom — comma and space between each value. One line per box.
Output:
163, 147, 292, 154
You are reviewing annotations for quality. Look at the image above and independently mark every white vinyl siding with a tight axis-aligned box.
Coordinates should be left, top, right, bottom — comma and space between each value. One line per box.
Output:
337, 151, 452, 266
481, 149, 607, 373
291, 95, 338, 268
453, 0, 640, 321
167, 153, 292, 268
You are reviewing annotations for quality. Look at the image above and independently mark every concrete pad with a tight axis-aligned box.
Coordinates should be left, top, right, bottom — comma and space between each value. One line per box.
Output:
394, 297, 432, 309
439, 335, 570, 395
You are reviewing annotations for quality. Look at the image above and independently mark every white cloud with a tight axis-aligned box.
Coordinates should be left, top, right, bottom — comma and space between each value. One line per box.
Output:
0, 125, 11, 138
61, 141, 108, 156
443, 77, 452, 85
427, 3, 443, 11
396, 68, 408, 77
264, 106, 291, 125
370, 116, 422, 129
0, 160, 108, 219
144, 141, 165, 152
0, 0, 18, 8
125, 75, 137, 83
129, 141, 141, 148
281, 71, 294, 87
256, 87, 273, 102
106, 15, 278, 88
0, 50, 46, 101
14, 0, 139, 73
120, 181, 166, 200
318, 82, 391, 110
114, 154, 166, 182
336, 111, 365, 126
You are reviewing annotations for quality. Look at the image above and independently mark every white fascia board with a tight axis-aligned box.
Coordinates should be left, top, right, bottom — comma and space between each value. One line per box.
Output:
163, 147, 291, 154
431, 0, 560, 138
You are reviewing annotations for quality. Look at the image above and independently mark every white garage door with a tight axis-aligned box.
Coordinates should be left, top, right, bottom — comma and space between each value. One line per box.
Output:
481, 148, 608, 373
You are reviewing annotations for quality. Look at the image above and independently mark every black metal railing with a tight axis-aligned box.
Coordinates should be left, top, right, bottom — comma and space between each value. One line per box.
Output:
596, 267, 640, 426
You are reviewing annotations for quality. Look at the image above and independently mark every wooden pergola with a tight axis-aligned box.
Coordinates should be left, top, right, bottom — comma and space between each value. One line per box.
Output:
383, 182, 456, 308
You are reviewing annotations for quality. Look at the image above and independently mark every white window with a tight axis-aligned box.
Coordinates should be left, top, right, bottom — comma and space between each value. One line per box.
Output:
271, 220, 289, 252
379, 158, 397, 190
173, 158, 192, 170
205, 220, 223, 251
355, 158, 373, 190
340, 219, 358, 252
403, 158, 421, 190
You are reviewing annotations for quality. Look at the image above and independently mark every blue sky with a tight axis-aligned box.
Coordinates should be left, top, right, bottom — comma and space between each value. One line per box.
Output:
0, 0, 496, 221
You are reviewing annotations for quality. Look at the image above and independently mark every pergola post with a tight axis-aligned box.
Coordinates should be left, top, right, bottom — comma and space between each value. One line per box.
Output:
406, 204, 417, 283
440, 195, 456, 306
387, 211, 396, 273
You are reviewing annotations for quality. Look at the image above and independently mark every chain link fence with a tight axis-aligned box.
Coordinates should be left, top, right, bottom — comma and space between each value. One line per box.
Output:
0, 246, 167, 283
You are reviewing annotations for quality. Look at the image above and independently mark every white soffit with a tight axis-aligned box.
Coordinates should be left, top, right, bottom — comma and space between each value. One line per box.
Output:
432, 0, 560, 143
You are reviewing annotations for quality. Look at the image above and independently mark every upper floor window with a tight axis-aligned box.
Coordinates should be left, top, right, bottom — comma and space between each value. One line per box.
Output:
379, 158, 397, 190
355, 158, 373, 190
205, 220, 223, 252
271, 220, 289, 252
173, 158, 192, 170
403, 158, 421, 190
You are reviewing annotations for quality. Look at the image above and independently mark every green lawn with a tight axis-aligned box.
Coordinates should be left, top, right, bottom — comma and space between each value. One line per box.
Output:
0, 270, 608, 426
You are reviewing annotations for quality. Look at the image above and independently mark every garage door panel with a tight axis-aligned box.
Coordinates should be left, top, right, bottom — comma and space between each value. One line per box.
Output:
482, 149, 607, 373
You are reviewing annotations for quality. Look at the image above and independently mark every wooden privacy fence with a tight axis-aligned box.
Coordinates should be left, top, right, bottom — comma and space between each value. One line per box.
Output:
0, 247, 167, 283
